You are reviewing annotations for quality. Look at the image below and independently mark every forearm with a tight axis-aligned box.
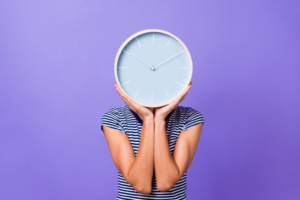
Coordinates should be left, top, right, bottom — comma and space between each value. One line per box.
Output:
127, 117, 154, 192
154, 118, 180, 191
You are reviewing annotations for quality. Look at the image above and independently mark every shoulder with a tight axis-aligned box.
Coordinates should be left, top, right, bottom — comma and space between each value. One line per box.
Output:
101, 107, 119, 121
102, 105, 127, 118
177, 106, 204, 119
177, 106, 204, 131
101, 106, 127, 134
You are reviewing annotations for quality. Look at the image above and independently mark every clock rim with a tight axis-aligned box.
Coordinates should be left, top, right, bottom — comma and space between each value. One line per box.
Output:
114, 29, 193, 108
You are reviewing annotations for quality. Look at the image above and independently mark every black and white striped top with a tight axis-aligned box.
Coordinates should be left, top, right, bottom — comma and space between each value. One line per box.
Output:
101, 105, 204, 200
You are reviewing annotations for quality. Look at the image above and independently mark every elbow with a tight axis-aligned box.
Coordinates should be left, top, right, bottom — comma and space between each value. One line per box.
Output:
156, 181, 174, 192
134, 184, 152, 194
125, 170, 152, 194
126, 172, 152, 194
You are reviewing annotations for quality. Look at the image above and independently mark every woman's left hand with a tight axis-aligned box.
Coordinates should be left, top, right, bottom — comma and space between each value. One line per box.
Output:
154, 81, 192, 121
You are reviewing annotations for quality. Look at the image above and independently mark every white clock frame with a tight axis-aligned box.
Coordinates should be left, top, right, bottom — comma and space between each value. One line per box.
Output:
114, 29, 193, 108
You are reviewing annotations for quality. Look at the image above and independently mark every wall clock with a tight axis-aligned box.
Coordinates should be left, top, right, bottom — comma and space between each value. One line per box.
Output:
114, 29, 193, 107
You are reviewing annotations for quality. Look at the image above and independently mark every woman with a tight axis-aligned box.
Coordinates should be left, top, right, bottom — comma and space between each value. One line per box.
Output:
101, 81, 204, 200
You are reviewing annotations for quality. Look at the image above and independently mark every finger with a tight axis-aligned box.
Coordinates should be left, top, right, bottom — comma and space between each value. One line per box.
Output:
116, 86, 142, 111
120, 90, 140, 110
183, 84, 192, 97
115, 84, 140, 112
171, 84, 192, 106
177, 84, 191, 101
180, 85, 191, 101
115, 85, 135, 109
115, 85, 124, 100
115, 84, 130, 101
115, 85, 128, 102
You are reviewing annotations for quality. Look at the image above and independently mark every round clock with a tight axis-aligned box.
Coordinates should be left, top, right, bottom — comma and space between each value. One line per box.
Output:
114, 29, 193, 107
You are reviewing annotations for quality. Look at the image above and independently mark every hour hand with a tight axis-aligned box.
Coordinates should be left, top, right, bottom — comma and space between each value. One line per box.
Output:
133, 54, 151, 68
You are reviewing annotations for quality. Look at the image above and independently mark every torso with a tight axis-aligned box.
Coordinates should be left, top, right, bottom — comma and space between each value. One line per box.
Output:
102, 105, 204, 200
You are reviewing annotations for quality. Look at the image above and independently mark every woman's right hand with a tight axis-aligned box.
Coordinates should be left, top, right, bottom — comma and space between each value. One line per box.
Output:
115, 84, 154, 121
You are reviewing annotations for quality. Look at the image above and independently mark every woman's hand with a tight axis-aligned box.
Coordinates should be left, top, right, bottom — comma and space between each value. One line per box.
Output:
154, 81, 192, 121
115, 84, 154, 121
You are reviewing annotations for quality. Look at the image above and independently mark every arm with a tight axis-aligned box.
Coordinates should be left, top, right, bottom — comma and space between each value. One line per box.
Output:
154, 119, 203, 191
153, 81, 204, 191
102, 84, 155, 194
103, 116, 154, 194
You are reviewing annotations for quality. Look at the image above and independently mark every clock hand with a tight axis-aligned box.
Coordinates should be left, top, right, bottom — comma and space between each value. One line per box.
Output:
132, 54, 152, 68
154, 51, 184, 69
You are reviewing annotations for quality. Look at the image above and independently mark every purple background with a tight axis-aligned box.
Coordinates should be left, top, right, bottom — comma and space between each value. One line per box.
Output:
1, 0, 299, 199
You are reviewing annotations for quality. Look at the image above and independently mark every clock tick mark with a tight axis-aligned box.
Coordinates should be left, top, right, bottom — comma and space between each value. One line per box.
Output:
174, 81, 183, 86
166, 37, 172, 46
165, 90, 170, 98
134, 90, 140, 98
122, 80, 131, 85
136, 37, 141, 46
122, 50, 131, 55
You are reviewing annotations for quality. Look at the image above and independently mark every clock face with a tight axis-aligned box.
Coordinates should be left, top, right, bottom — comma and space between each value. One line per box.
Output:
115, 29, 192, 107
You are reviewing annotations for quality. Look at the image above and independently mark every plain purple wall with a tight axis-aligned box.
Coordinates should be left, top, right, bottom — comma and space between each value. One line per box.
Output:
1, 0, 299, 199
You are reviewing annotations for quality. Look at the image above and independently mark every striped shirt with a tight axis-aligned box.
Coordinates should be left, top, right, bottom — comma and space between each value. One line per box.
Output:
101, 105, 204, 200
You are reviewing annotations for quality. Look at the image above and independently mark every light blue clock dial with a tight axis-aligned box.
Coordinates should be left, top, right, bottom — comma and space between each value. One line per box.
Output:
116, 31, 192, 107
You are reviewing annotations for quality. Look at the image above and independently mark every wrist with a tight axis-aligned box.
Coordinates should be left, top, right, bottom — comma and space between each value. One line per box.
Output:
154, 116, 165, 124
143, 115, 154, 123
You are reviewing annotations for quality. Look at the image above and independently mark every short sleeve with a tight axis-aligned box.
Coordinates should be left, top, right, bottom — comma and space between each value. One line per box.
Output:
101, 107, 124, 134
182, 107, 204, 132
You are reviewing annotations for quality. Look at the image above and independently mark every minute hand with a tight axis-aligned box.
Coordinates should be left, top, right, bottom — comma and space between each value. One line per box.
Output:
154, 51, 184, 69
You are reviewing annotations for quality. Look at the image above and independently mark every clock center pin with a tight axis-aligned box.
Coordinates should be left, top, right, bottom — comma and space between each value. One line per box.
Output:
150, 66, 155, 71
